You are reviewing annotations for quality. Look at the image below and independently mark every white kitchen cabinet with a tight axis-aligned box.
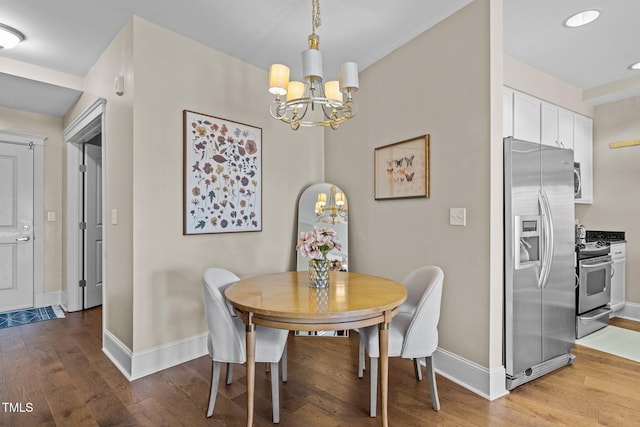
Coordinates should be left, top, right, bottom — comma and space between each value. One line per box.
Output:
541, 102, 574, 149
610, 243, 626, 313
541, 102, 558, 147
558, 108, 574, 150
574, 114, 593, 204
513, 91, 541, 143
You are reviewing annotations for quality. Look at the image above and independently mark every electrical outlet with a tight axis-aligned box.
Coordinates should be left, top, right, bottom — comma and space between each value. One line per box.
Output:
449, 208, 466, 226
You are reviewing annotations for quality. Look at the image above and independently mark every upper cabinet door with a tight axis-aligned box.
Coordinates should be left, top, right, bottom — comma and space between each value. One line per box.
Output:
513, 91, 541, 144
541, 102, 559, 147
558, 108, 574, 151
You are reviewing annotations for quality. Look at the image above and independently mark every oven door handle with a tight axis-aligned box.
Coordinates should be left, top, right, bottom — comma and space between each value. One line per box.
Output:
582, 260, 614, 269
579, 308, 612, 321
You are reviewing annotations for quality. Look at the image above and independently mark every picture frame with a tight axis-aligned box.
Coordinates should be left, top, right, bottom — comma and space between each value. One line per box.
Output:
374, 134, 429, 200
183, 110, 262, 234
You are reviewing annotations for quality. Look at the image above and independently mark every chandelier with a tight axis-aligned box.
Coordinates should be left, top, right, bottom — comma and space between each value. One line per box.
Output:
315, 186, 348, 224
268, 0, 359, 130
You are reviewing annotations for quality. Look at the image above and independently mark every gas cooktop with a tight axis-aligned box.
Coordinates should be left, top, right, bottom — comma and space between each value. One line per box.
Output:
576, 241, 611, 259
576, 241, 610, 250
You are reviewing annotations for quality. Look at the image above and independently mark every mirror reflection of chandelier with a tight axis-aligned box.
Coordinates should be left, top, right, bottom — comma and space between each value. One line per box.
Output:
315, 186, 348, 224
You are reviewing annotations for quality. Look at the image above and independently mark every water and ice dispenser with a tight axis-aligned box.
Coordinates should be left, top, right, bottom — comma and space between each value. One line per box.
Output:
515, 215, 540, 269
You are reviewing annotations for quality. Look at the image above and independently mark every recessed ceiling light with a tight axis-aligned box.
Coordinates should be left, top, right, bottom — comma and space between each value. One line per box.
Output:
629, 62, 640, 70
0, 23, 25, 50
563, 9, 600, 28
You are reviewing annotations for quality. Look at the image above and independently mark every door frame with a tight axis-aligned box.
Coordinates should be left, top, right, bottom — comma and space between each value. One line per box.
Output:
0, 130, 45, 307
64, 98, 106, 312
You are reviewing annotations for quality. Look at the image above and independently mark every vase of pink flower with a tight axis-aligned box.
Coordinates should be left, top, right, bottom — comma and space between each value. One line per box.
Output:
296, 226, 342, 288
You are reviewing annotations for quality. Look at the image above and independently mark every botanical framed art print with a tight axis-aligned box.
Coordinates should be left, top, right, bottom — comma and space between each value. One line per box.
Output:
183, 110, 262, 234
374, 134, 430, 200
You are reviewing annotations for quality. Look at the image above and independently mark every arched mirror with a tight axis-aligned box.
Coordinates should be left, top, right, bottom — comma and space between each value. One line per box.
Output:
296, 183, 349, 337
296, 183, 348, 272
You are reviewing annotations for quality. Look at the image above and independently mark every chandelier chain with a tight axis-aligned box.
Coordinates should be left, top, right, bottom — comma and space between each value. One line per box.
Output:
312, 0, 322, 34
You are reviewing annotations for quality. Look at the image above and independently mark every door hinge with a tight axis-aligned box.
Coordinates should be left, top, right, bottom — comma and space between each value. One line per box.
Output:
79, 164, 87, 173
79, 222, 87, 230
79, 280, 86, 288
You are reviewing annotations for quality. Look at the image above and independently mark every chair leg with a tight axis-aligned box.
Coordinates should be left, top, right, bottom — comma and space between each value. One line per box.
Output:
369, 357, 378, 417
413, 358, 423, 381
207, 360, 222, 417
281, 341, 288, 383
358, 334, 365, 378
426, 356, 440, 411
270, 362, 280, 423
225, 362, 234, 385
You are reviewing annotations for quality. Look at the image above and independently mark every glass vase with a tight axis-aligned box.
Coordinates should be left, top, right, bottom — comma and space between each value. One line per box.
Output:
308, 258, 330, 288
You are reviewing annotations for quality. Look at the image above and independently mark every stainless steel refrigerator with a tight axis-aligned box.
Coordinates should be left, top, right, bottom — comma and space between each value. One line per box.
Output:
504, 137, 576, 390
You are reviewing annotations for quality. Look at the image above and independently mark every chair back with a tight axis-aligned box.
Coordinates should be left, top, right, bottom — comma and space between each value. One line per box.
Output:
202, 268, 245, 363
401, 266, 444, 358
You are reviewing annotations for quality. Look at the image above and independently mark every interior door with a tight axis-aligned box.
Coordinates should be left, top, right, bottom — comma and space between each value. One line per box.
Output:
84, 142, 103, 309
0, 142, 34, 312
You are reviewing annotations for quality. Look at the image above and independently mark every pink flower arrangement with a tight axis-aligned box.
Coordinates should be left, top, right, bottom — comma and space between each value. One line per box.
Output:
296, 227, 342, 260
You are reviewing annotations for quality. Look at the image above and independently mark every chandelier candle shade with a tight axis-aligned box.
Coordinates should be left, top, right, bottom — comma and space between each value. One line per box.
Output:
268, 0, 359, 130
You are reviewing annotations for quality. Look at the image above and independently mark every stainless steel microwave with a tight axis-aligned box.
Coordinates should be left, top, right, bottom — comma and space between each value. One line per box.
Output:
574, 162, 582, 198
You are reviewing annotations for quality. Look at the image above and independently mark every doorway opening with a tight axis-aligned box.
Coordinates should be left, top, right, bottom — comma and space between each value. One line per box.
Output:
64, 99, 106, 312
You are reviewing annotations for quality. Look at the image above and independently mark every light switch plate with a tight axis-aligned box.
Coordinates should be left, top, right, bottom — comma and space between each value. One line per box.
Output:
449, 208, 466, 226
47, 211, 56, 222
111, 209, 118, 225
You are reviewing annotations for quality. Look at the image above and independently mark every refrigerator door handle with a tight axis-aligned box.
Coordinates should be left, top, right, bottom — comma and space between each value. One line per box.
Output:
537, 191, 548, 289
541, 190, 554, 288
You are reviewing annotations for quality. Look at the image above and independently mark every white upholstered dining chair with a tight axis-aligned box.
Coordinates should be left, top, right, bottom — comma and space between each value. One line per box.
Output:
202, 267, 289, 423
357, 265, 444, 417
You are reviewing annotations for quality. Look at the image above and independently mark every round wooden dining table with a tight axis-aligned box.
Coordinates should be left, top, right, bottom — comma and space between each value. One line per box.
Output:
225, 271, 407, 427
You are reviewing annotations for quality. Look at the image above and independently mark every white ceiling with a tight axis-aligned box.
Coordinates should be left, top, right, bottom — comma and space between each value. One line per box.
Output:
1, 0, 639, 117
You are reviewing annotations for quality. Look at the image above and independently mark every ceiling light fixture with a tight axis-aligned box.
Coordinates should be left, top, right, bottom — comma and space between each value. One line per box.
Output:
268, 0, 359, 130
628, 62, 640, 70
563, 9, 600, 28
0, 23, 25, 50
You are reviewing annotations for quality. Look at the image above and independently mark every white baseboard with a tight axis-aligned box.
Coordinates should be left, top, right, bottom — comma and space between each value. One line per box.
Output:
433, 347, 508, 401
615, 302, 640, 322
103, 329, 133, 380
130, 332, 208, 380
102, 329, 208, 381
100, 329, 509, 401
34, 291, 63, 308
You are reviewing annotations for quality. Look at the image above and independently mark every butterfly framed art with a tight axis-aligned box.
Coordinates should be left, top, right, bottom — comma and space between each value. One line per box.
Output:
374, 134, 429, 200
183, 110, 262, 235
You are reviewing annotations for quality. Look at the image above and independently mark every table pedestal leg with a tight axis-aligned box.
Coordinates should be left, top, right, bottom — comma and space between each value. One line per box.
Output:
379, 322, 390, 427
246, 323, 256, 427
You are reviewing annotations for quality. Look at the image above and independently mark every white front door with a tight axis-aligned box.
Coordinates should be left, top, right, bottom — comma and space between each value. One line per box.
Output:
0, 142, 34, 312
84, 142, 103, 309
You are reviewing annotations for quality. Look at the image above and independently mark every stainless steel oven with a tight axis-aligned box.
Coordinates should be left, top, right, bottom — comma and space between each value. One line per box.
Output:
576, 242, 612, 338
578, 254, 612, 313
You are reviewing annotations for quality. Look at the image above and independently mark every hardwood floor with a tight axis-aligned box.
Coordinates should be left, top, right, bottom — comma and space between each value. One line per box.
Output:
1, 307, 640, 426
